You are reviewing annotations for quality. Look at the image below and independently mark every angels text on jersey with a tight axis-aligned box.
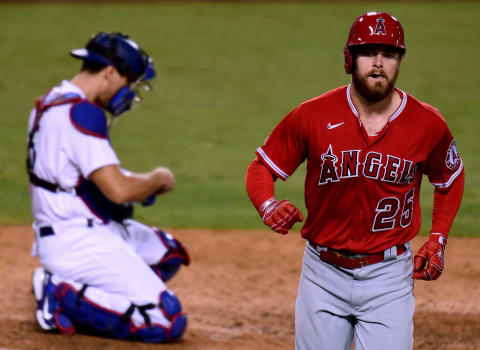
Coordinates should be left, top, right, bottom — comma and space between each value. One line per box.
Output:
318, 144, 417, 186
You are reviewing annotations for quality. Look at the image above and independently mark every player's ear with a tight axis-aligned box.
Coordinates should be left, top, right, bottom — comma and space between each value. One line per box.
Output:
101, 65, 120, 82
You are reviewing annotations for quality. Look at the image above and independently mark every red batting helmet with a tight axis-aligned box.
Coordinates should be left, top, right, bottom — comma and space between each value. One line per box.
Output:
343, 12, 406, 74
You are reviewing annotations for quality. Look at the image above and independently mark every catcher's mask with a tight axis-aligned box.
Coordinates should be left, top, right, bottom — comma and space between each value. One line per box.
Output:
343, 12, 406, 74
70, 32, 155, 117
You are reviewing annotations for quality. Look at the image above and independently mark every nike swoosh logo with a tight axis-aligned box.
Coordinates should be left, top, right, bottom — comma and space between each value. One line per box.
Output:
327, 122, 345, 130
43, 296, 53, 320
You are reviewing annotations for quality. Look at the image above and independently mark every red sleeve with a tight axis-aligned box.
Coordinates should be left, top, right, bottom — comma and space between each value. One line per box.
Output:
256, 105, 307, 181
245, 158, 276, 213
422, 113, 465, 236
431, 168, 465, 236
425, 127, 463, 189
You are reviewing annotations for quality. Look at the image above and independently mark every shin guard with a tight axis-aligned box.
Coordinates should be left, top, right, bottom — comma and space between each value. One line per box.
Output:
55, 282, 186, 342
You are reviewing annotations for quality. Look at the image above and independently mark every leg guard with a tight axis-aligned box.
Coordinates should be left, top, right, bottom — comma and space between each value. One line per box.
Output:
159, 290, 188, 340
152, 229, 190, 282
55, 282, 187, 343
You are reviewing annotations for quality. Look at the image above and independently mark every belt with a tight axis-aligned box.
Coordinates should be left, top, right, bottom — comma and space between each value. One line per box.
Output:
309, 242, 407, 269
39, 226, 55, 237
38, 219, 95, 238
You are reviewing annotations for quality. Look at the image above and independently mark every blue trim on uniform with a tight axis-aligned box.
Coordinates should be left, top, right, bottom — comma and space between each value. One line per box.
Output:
70, 101, 109, 138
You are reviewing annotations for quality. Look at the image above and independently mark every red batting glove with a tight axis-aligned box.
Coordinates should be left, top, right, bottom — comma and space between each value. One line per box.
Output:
260, 198, 303, 235
412, 233, 447, 281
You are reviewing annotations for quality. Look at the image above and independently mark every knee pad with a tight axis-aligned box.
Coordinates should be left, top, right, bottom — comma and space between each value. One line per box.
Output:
55, 283, 187, 343
152, 229, 190, 282
159, 290, 187, 341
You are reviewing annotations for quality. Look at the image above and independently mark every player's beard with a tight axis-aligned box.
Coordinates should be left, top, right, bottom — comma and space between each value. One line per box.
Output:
352, 68, 399, 103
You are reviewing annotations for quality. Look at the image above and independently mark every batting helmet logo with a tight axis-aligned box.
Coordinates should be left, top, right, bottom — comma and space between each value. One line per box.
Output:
374, 17, 387, 35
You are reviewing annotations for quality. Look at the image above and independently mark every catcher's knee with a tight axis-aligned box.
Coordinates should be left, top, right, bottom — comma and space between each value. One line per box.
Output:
152, 229, 190, 282
55, 283, 187, 342
159, 290, 187, 340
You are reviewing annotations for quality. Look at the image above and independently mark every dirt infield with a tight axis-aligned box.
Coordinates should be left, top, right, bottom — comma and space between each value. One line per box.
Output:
0, 226, 478, 350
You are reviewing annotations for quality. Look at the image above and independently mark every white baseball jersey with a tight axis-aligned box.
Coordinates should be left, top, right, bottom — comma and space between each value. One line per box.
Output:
27, 80, 119, 227
28, 80, 185, 339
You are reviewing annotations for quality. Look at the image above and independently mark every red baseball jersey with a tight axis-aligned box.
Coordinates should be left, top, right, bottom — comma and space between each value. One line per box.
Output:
256, 85, 463, 253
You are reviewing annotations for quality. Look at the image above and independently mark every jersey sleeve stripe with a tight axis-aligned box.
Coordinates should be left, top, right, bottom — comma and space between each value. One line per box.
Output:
431, 159, 464, 188
256, 147, 290, 180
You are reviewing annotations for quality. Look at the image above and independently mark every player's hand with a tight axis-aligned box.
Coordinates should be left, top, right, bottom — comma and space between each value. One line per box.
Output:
152, 167, 175, 194
260, 198, 303, 235
412, 233, 447, 281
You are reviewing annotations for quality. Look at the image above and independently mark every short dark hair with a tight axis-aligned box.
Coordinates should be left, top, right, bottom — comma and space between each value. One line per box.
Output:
80, 59, 134, 83
80, 59, 108, 74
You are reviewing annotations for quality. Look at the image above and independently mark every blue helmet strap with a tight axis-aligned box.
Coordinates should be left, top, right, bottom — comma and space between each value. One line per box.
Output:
107, 86, 136, 117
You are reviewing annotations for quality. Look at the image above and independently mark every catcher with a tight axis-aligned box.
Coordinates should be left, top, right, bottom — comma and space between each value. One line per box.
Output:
27, 32, 189, 342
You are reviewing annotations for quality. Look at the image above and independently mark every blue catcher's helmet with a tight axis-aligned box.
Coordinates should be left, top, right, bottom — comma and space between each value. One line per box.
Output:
70, 32, 155, 117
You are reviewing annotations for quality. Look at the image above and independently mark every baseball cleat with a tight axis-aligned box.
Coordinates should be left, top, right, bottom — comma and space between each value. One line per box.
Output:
32, 267, 75, 335
32, 266, 57, 330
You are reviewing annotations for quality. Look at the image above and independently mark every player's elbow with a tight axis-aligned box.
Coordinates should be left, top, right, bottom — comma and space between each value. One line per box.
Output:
105, 188, 130, 205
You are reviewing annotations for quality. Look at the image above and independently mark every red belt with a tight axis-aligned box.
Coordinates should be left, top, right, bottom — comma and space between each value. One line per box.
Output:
309, 242, 407, 269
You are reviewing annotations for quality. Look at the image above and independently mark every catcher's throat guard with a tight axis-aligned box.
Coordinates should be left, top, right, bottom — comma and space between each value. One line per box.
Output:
107, 57, 155, 117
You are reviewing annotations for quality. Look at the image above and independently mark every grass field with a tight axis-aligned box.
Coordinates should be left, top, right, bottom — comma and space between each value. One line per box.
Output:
0, 1, 478, 235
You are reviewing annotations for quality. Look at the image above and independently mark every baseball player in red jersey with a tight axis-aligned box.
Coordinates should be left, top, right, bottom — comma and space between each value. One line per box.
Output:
245, 12, 464, 350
